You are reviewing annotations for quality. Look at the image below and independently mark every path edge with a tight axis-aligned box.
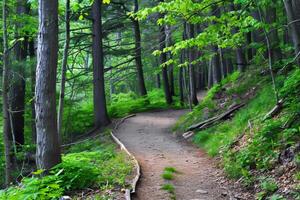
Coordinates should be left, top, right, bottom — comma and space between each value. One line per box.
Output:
110, 114, 140, 200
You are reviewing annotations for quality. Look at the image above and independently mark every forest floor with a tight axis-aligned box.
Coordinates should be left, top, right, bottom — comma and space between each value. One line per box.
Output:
114, 109, 251, 200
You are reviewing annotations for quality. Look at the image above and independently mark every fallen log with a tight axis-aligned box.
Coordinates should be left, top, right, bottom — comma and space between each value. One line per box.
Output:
262, 99, 283, 121
187, 103, 245, 132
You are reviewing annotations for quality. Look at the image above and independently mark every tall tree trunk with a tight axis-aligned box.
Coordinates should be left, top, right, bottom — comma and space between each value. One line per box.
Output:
187, 23, 198, 105
266, 6, 282, 66
230, 3, 247, 72
92, 0, 110, 127
35, 0, 61, 170
166, 25, 175, 96
29, 40, 36, 144
2, 0, 13, 186
179, 51, 185, 106
10, 0, 28, 147
284, 0, 300, 65
159, 24, 172, 104
132, 0, 147, 96
57, 0, 70, 139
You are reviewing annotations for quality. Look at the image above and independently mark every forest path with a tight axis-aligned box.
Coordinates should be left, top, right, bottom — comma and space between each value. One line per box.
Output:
114, 109, 234, 200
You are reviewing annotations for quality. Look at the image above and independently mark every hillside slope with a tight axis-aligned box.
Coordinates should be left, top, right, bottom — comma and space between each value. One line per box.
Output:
175, 68, 300, 200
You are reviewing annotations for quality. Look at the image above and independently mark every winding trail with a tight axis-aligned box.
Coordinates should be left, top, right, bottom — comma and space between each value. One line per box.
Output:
114, 110, 232, 200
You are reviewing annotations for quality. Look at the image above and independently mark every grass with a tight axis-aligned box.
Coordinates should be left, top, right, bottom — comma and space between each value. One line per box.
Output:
161, 183, 175, 193
173, 68, 300, 199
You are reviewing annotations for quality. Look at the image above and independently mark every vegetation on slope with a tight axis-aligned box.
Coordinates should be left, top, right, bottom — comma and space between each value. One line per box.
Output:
175, 68, 300, 199
0, 133, 133, 200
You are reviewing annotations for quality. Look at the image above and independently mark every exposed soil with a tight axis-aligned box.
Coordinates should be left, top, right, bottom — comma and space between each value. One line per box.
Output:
114, 109, 249, 200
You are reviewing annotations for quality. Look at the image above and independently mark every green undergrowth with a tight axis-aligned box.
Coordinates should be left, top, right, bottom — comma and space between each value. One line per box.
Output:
108, 89, 182, 118
0, 133, 133, 200
161, 167, 178, 200
175, 68, 300, 198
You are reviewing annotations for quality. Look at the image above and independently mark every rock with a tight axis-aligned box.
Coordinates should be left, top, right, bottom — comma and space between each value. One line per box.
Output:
196, 189, 208, 194
60, 196, 71, 200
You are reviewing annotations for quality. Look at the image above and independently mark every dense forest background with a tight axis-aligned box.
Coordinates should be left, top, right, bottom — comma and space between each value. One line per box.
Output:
0, 0, 300, 199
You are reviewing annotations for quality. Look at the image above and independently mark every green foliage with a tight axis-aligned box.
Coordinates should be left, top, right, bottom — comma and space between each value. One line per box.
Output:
280, 69, 300, 112
161, 171, 175, 180
161, 183, 175, 194
0, 137, 133, 200
164, 167, 178, 174
108, 89, 182, 118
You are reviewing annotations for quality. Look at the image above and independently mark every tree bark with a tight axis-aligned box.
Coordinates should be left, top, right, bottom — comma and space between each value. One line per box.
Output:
159, 24, 173, 104
179, 51, 185, 106
92, 0, 110, 127
10, 0, 28, 147
132, 0, 147, 96
57, 0, 71, 139
166, 25, 175, 96
29, 39, 36, 144
266, 5, 282, 66
35, 0, 61, 170
230, 3, 247, 72
187, 23, 198, 105
284, 0, 300, 65
2, 0, 13, 186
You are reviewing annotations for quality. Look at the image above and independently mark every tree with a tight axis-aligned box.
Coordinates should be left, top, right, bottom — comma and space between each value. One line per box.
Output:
35, 0, 61, 170
159, 23, 173, 105
9, 0, 29, 147
58, 0, 71, 138
92, 0, 110, 128
187, 23, 198, 105
132, 0, 147, 97
2, 0, 13, 186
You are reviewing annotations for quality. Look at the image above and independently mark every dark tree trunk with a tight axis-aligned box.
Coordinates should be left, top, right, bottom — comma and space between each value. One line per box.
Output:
266, 6, 282, 66
246, 32, 253, 62
166, 25, 175, 96
159, 24, 172, 104
284, 0, 300, 65
187, 23, 198, 105
2, 0, 13, 185
92, 0, 110, 127
179, 51, 185, 106
208, 60, 213, 88
35, 0, 61, 170
58, 0, 70, 139
132, 0, 147, 96
29, 39, 36, 144
230, 3, 247, 72
10, 0, 29, 147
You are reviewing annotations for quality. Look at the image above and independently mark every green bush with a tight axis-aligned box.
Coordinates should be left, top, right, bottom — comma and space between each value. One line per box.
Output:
0, 137, 133, 200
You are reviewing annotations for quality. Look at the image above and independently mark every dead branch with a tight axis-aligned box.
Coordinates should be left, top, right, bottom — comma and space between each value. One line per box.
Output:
187, 103, 245, 132
263, 99, 283, 121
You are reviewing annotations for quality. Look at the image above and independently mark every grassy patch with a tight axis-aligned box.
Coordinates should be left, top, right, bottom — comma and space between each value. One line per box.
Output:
108, 89, 182, 118
161, 183, 175, 194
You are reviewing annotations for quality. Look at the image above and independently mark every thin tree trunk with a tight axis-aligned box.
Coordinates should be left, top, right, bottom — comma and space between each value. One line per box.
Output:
159, 23, 173, 104
57, 0, 70, 139
2, 0, 13, 186
92, 0, 110, 127
166, 25, 175, 96
29, 40, 36, 144
179, 51, 185, 106
187, 23, 198, 105
10, 0, 28, 147
284, 0, 300, 65
266, 5, 282, 66
230, 3, 247, 72
132, 0, 147, 96
35, 0, 61, 170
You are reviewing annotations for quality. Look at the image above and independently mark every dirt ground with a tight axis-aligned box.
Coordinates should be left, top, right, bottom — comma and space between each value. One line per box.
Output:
114, 109, 247, 200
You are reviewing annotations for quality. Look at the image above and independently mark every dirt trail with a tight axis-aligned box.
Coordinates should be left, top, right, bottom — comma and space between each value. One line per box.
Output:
114, 109, 238, 200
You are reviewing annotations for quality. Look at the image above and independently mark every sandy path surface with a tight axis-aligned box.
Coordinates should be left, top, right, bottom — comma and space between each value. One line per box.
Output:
114, 109, 236, 200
